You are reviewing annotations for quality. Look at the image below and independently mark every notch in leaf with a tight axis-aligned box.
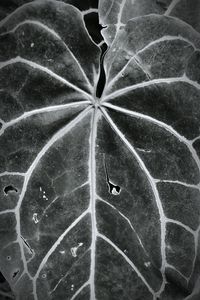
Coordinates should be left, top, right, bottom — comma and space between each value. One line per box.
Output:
11, 269, 20, 280
103, 154, 121, 196
4, 185, 18, 195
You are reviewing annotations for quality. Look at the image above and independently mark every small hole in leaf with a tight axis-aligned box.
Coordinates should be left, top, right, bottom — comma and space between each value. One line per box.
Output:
103, 155, 121, 196
42, 273, 47, 279
21, 236, 34, 255
12, 269, 20, 280
108, 182, 121, 196
4, 185, 18, 195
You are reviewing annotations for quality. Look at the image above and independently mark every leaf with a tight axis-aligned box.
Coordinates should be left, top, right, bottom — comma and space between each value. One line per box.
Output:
0, 0, 99, 17
0, 0, 102, 44
101, 13, 200, 299
0, 1, 200, 300
99, 0, 200, 45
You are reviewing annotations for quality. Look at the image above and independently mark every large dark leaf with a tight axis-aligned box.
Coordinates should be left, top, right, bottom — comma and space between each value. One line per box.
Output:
0, 0, 200, 300
0, 0, 102, 44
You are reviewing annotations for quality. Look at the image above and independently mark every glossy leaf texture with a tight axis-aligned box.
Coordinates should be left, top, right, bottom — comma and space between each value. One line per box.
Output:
1, 0, 200, 300
0, 0, 102, 45
99, 0, 200, 45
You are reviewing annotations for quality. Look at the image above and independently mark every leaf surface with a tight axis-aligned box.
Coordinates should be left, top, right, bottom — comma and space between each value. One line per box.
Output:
0, 0, 102, 44
0, 1, 200, 300
99, 0, 200, 44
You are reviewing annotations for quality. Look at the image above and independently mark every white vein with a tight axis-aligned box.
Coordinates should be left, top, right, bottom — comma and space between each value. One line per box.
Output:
0, 20, 60, 39
82, 8, 98, 16
0, 0, 34, 27
191, 225, 200, 282
40, 182, 89, 222
33, 209, 89, 300
88, 108, 99, 300
0, 209, 15, 215
166, 218, 195, 235
102, 104, 200, 283
70, 281, 90, 300
102, 103, 200, 187
13, 107, 91, 289
106, 54, 150, 90
103, 0, 115, 21
137, 35, 197, 54
102, 74, 200, 102
155, 179, 200, 190
0, 57, 93, 101
106, 35, 197, 91
97, 196, 148, 255
103, 0, 127, 69
100, 107, 166, 296
184, 275, 200, 300
166, 220, 197, 285
165, 0, 181, 16
64, 181, 89, 198
0, 101, 91, 136
0, 20, 93, 90
97, 40, 105, 48
191, 135, 200, 143
166, 263, 189, 282
50, 249, 89, 294
98, 233, 155, 297
0, 171, 25, 177
116, 0, 127, 33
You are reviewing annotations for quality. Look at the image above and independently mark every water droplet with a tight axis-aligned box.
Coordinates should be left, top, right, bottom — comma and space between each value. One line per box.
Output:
144, 262, 151, 267
43, 194, 48, 200
71, 284, 74, 291
71, 243, 83, 257
42, 273, 47, 279
32, 213, 39, 224
166, 244, 172, 251
40, 187, 49, 200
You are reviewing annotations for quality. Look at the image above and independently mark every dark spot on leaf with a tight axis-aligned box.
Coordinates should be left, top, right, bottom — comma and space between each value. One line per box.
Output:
104, 154, 121, 196
7, 256, 11, 261
156, 0, 168, 10
96, 43, 107, 98
108, 182, 121, 195
84, 12, 103, 44
21, 235, 34, 254
12, 269, 19, 280
4, 185, 18, 195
